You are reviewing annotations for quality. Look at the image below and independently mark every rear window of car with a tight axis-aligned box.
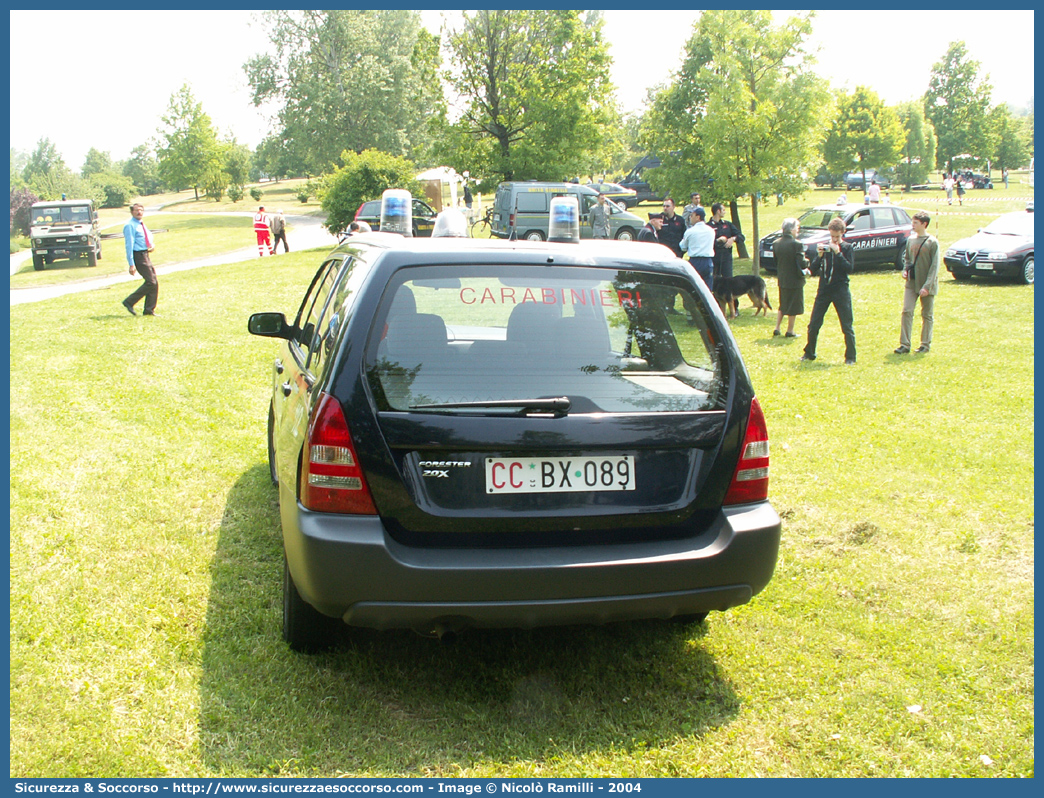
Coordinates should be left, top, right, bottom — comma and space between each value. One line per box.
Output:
369, 265, 724, 415
798, 209, 844, 229
517, 192, 549, 213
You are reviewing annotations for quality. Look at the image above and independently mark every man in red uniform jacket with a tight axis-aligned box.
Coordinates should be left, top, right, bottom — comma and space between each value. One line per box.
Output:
254, 206, 273, 256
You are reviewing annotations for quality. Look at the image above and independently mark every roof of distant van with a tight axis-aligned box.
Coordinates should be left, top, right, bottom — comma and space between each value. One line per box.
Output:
498, 181, 601, 192
31, 199, 95, 207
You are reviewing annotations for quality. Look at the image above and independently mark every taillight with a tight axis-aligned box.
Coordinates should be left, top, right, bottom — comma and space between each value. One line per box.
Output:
508, 212, 515, 228
354, 203, 365, 221
723, 397, 770, 505
300, 393, 377, 515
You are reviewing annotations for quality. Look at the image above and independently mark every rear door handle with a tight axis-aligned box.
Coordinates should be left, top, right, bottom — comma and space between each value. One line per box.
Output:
282, 382, 292, 397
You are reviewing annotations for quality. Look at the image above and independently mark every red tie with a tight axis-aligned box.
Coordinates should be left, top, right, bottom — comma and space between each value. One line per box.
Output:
142, 222, 152, 249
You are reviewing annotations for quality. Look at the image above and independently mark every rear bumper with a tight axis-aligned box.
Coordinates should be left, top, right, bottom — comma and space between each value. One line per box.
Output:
282, 498, 781, 633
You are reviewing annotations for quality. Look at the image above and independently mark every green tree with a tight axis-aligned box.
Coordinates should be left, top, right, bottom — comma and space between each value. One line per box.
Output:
22, 138, 66, 184
123, 144, 164, 196
156, 84, 226, 200
650, 11, 827, 273
442, 10, 616, 182
894, 101, 937, 190
224, 142, 253, 191
244, 11, 442, 174
989, 105, 1031, 172
81, 148, 113, 178
640, 30, 712, 203
89, 172, 137, 209
319, 149, 421, 236
824, 86, 904, 190
200, 147, 232, 202
254, 136, 297, 182
923, 41, 992, 172
606, 112, 647, 182
28, 169, 103, 206
10, 148, 30, 190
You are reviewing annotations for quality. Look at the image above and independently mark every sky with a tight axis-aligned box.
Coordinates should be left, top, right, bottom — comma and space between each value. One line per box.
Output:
8, 8, 1035, 171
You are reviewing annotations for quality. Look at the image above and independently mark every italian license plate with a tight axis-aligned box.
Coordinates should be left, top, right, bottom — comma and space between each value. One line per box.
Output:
485, 455, 635, 494
975, 262, 993, 270
761, 249, 772, 259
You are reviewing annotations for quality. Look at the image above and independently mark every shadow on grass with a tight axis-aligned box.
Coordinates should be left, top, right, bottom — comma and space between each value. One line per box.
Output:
14, 257, 96, 277
199, 465, 740, 775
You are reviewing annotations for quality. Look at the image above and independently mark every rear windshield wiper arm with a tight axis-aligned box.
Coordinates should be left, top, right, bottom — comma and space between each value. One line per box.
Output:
410, 397, 571, 413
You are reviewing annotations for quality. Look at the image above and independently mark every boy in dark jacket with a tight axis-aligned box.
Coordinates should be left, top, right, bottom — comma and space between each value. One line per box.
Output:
802, 217, 856, 364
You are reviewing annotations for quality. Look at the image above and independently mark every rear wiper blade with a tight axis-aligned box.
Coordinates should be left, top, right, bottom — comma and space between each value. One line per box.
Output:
410, 396, 571, 413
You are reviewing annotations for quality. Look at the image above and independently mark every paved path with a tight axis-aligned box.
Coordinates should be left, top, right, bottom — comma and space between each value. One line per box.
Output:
10, 210, 338, 306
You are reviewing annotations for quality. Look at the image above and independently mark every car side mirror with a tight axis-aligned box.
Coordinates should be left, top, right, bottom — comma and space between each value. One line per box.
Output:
248, 312, 293, 340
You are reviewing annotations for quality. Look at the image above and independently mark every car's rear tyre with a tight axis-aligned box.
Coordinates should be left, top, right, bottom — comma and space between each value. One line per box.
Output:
283, 554, 339, 653
524, 230, 545, 242
267, 404, 279, 486
32, 253, 45, 271
87, 247, 97, 267
1019, 256, 1034, 285
615, 227, 636, 242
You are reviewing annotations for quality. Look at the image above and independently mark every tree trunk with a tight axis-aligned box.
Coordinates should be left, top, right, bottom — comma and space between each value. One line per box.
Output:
729, 200, 749, 260
750, 196, 761, 277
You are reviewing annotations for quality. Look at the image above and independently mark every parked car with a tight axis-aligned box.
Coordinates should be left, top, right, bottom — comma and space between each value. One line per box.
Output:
759, 203, 913, 273
813, 166, 843, 188
844, 169, 892, 191
489, 182, 646, 241
586, 182, 639, 208
616, 155, 666, 204
354, 198, 438, 237
944, 210, 1033, 284
248, 233, 781, 650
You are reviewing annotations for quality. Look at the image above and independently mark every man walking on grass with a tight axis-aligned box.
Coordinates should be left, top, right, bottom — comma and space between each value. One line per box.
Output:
121, 203, 158, 316
894, 211, 940, 355
270, 209, 289, 253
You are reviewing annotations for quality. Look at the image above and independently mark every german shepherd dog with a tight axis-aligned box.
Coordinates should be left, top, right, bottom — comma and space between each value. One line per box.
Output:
713, 274, 773, 319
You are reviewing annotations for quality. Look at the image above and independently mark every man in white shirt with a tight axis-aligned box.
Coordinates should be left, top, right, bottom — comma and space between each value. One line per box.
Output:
680, 206, 716, 290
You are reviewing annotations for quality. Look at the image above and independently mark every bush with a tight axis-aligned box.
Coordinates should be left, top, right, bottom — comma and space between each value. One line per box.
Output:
250, 187, 263, 202
297, 191, 310, 203
10, 187, 40, 237
227, 184, 244, 203
320, 149, 422, 235
91, 172, 137, 209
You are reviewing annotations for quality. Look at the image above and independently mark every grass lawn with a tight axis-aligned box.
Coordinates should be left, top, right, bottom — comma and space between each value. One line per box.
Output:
9, 233, 1033, 777
10, 214, 259, 289
151, 177, 324, 216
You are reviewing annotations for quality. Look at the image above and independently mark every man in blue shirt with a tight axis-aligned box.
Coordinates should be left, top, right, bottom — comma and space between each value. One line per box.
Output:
680, 206, 715, 290
122, 203, 158, 316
